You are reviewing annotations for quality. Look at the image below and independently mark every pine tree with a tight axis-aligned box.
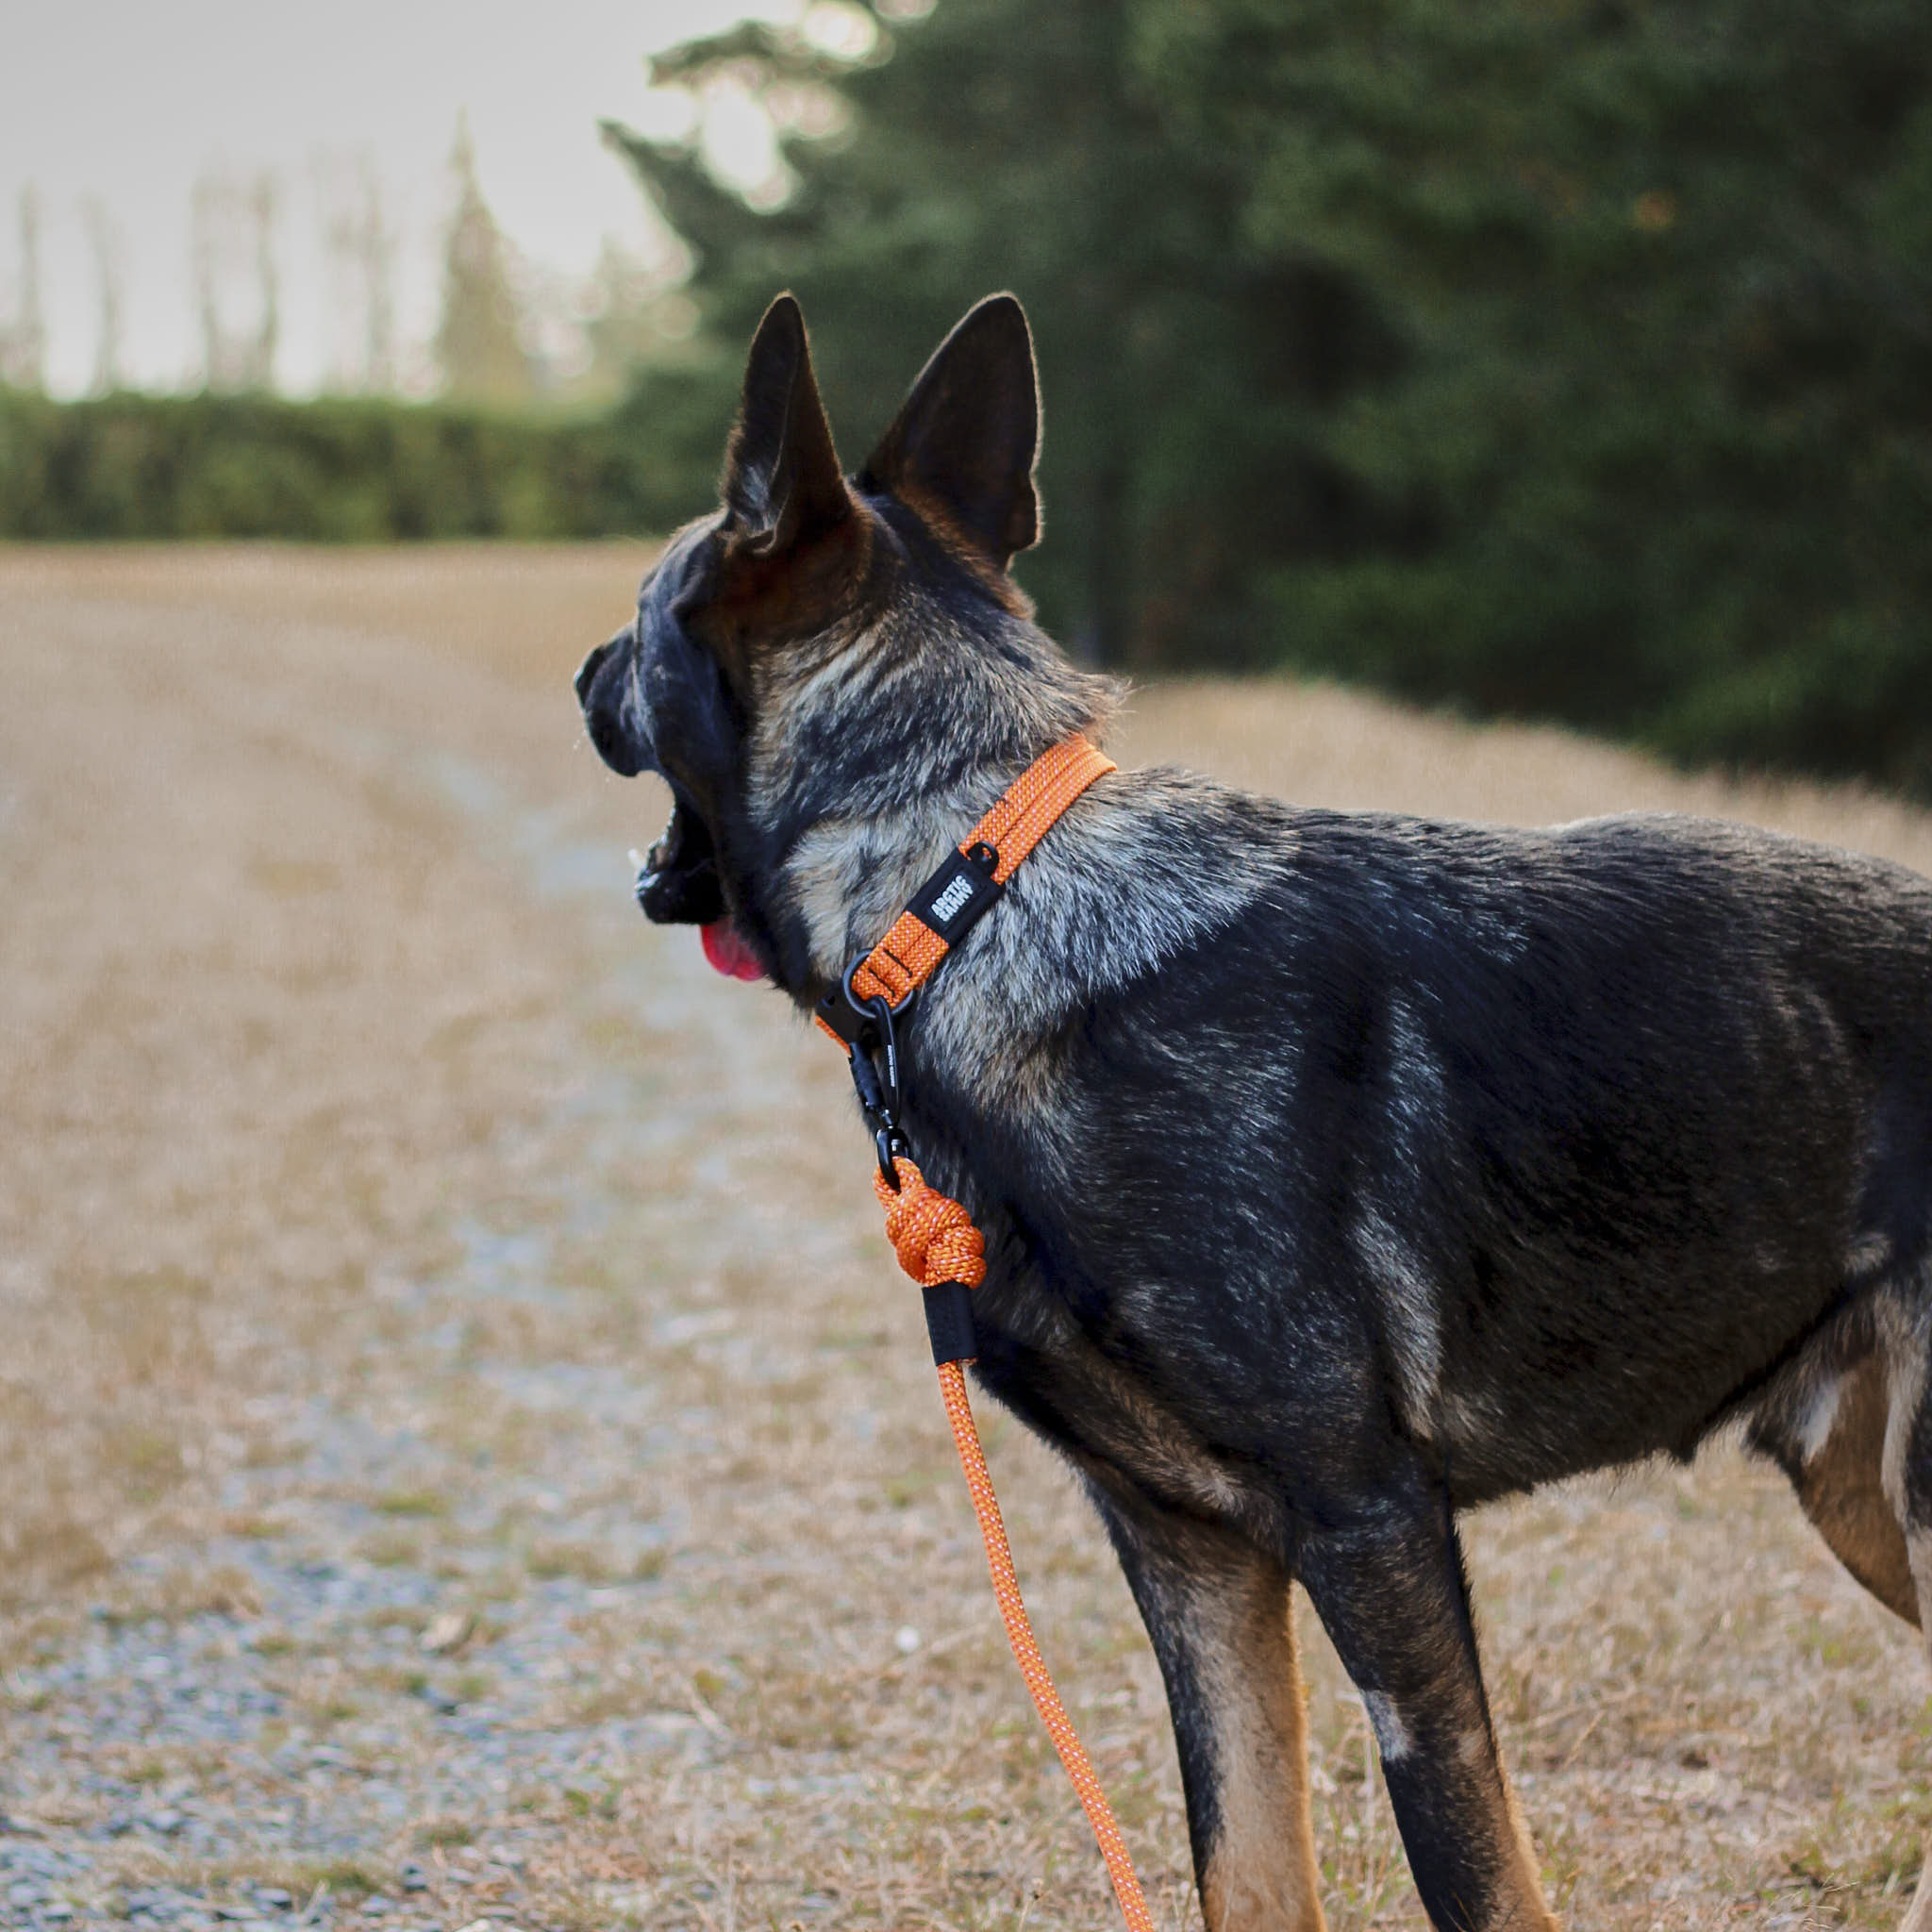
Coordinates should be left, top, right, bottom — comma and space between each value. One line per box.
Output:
1149, 0, 1932, 781
436, 113, 533, 408
604, 1, 1380, 664
612, 0, 1932, 786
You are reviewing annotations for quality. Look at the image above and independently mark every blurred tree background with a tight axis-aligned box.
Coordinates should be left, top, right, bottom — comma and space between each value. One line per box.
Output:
5, 0, 1930, 792
609, 0, 1932, 788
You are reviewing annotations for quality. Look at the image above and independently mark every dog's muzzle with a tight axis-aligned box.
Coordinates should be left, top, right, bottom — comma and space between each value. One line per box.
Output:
575, 635, 652, 779
575, 636, 728, 926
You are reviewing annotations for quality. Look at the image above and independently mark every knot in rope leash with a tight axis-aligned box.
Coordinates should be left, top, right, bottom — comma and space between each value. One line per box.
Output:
815, 736, 1155, 1932
874, 1158, 987, 1288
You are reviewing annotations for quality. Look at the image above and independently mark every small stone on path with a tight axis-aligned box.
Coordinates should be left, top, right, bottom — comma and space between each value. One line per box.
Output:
420, 1611, 475, 1657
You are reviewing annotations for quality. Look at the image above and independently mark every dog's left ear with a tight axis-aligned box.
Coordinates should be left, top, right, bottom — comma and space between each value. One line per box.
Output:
861, 293, 1041, 570
721, 292, 851, 557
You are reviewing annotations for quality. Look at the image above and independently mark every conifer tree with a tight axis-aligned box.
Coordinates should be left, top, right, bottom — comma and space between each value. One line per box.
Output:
605, 0, 1379, 664
436, 113, 534, 408
1150, 0, 1932, 781
613, 0, 1932, 785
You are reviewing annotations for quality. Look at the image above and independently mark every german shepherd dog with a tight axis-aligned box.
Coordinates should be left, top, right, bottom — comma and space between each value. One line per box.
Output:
577, 292, 1932, 1932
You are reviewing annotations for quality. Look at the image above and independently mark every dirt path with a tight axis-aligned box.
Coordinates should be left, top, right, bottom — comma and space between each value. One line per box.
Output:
4, 547, 1930, 1932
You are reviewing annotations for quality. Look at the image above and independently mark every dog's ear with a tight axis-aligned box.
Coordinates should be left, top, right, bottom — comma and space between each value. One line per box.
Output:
860, 292, 1041, 570
720, 293, 850, 556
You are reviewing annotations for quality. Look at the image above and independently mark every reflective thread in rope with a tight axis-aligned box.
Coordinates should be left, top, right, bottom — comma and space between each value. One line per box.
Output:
818, 738, 1154, 1932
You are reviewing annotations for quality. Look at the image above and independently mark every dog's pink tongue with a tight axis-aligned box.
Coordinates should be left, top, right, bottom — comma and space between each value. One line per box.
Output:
701, 920, 765, 982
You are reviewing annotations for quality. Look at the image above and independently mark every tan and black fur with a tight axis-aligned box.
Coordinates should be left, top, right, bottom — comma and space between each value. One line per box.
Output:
577, 292, 1932, 1932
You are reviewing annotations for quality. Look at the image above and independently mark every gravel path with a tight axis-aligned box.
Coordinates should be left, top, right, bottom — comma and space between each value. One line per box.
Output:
8, 550, 1932, 1932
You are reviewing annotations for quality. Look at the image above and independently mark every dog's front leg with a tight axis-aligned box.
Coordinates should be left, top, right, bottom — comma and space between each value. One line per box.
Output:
1089, 1484, 1326, 1932
1296, 1462, 1555, 1932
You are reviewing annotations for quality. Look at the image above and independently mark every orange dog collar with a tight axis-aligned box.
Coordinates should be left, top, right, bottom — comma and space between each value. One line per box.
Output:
815, 733, 1115, 1038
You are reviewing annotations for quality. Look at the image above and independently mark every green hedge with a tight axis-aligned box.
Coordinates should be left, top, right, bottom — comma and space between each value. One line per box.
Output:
0, 381, 719, 542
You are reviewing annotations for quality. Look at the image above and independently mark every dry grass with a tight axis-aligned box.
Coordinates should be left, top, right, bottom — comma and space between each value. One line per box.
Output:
5, 544, 1932, 1930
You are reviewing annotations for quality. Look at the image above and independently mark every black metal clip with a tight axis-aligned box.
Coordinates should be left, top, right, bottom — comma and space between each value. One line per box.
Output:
844, 1034, 908, 1188
827, 958, 916, 1189
846, 961, 907, 1116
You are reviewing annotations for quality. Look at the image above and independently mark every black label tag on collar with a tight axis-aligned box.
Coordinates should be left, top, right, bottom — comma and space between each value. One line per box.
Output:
908, 845, 1003, 944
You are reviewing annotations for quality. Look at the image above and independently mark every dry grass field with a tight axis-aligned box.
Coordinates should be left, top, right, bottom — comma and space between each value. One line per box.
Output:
5, 544, 1932, 1932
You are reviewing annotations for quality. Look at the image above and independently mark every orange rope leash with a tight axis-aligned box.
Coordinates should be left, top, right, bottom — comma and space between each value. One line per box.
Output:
872, 1160, 1154, 1932
823, 739, 1153, 1932
936, 1361, 1157, 1932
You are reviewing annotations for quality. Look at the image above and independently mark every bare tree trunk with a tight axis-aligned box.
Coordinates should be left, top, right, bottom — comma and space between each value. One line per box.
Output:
192, 174, 223, 390
193, 167, 278, 392
22, 189, 44, 387
249, 173, 278, 391
359, 160, 395, 393
82, 196, 124, 395
8, 186, 46, 390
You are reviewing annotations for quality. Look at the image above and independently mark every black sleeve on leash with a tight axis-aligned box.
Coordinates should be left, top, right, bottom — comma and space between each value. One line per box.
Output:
923, 1281, 977, 1366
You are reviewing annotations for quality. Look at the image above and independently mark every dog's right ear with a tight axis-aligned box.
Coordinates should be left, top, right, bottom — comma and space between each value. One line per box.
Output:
720, 293, 850, 557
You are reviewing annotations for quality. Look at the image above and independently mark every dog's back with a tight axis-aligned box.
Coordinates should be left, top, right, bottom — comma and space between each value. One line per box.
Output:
941, 795, 1932, 1499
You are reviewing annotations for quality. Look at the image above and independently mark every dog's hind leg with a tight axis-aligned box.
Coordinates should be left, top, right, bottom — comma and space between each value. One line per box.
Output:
1756, 1352, 1919, 1625
1757, 1307, 1932, 1930
1870, 1310, 1932, 1932
1295, 1457, 1555, 1932
1089, 1487, 1326, 1932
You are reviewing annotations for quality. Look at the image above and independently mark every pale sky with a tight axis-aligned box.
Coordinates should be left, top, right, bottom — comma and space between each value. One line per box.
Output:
0, 0, 807, 395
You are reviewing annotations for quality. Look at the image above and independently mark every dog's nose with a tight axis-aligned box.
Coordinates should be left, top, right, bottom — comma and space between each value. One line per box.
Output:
576, 628, 651, 776
575, 636, 619, 708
